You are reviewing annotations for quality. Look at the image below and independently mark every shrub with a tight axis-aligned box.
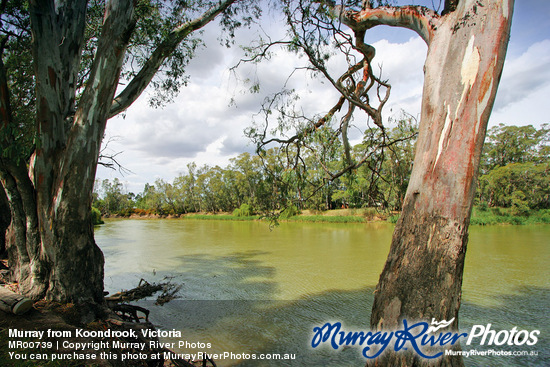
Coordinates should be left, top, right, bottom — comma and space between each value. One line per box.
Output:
511, 191, 530, 217
491, 207, 505, 216
361, 207, 377, 220
279, 205, 300, 219
509, 216, 526, 225
477, 202, 489, 212
290, 215, 364, 223
233, 203, 253, 217
388, 214, 400, 223
91, 207, 104, 225
540, 213, 550, 224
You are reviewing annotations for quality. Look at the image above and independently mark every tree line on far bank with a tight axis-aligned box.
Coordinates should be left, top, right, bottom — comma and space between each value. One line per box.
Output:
93, 123, 549, 221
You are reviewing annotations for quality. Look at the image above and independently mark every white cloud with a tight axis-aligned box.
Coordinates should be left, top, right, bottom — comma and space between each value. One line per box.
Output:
489, 39, 550, 127
371, 37, 426, 121
98, 35, 429, 192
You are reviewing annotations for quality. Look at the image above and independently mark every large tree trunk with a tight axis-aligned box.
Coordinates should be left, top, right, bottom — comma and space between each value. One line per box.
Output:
367, 1, 513, 366
0, 186, 9, 257
0, 0, 137, 309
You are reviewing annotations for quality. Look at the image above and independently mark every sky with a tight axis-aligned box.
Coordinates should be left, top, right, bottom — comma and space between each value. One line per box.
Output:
96, 0, 550, 194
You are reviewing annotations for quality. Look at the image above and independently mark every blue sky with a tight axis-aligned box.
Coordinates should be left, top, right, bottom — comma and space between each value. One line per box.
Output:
97, 1, 550, 194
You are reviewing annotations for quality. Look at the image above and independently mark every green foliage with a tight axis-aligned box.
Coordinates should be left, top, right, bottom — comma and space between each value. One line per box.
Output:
91, 207, 104, 225
476, 201, 489, 212
539, 210, 550, 224
388, 214, 400, 224
117, 0, 261, 107
478, 162, 549, 210
480, 123, 549, 173
233, 203, 253, 217
92, 178, 134, 215
470, 206, 550, 225
0, 1, 35, 162
361, 207, 377, 220
510, 191, 530, 217
491, 207, 505, 216
279, 204, 300, 219
186, 214, 259, 221
289, 215, 365, 223
0, 0, 261, 174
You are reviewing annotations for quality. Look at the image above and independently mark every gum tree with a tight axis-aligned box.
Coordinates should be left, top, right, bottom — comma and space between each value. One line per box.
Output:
248, 0, 514, 365
347, 3, 514, 365
0, 0, 254, 310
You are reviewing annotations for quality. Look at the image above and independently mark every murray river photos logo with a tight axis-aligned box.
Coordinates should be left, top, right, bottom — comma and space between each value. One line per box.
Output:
310, 318, 540, 359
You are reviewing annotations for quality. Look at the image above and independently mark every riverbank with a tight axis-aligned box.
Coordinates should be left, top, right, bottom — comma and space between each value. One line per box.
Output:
99, 207, 550, 226
0, 279, 202, 367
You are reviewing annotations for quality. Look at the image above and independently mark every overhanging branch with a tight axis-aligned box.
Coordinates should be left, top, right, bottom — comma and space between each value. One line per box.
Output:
342, 5, 440, 45
108, 0, 237, 119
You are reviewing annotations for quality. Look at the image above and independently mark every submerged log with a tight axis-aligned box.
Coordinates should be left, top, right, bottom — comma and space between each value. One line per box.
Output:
0, 286, 33, 315
105, 278, 163, 303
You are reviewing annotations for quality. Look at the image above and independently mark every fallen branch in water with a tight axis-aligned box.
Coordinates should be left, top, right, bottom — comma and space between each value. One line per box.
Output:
105, 278, 163, 302
155, 283, 182, 306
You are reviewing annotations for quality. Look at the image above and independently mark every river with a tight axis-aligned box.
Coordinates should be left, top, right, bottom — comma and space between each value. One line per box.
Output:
95, 219, 549, 366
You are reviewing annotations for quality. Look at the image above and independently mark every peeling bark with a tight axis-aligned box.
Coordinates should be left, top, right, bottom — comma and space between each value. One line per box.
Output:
355, 1, 514, 366
27, 0, 137, 304
343, 6, 441, 44
0, 0, 138, 305
0, 187, 8, 257
333, 0, 515, 365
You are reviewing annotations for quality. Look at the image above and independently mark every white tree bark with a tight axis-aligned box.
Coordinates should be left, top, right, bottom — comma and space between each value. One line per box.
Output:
338, 1, 514, 365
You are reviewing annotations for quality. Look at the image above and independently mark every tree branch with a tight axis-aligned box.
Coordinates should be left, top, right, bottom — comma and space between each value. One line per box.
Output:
258, 96, 346, 148
98, 136, 132, 175
54, 0, 136, 193
342, 5, 440, 45
108, 0, 237, 119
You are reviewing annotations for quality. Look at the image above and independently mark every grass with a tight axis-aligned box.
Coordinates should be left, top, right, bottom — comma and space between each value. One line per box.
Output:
471, 206, 550, 225
183, 214, 261, 221
387, 207, 550, 226
285, 215, 367, 223
181, 208, 385, 223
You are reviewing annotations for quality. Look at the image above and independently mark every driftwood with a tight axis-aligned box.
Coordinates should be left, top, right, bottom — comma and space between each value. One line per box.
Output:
199, 354, 217, 367
105, 278, 163, 303
105, 278, 182, 306
155, 282, 182, 305
112, 303, 150, 323
0, 286, 33, 315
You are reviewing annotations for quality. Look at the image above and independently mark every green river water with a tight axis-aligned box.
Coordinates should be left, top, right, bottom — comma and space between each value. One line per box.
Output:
95, 219, 549, 366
